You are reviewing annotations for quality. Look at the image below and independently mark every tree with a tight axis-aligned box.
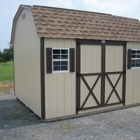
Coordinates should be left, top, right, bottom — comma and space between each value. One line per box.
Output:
8, 43, 13, 53
8, 43, 13, 60
0, 43, 14, 62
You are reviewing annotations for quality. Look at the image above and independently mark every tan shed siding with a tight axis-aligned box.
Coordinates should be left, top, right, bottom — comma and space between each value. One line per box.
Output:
44, 39, 76, 119
105, 46, 123, 104
14, 8, 41, 117
80, 45, 101, 73
125, 42, 140, 105
106, 45, 123, 72
80, 45, 101, 107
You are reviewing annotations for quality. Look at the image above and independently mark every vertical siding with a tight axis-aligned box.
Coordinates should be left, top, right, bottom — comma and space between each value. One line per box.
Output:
44, 39, 76, 119
106, 45, 123, 72
125, 42, 140, 105
80, 45, 101, 108
14, 8, 41, 117
81, 45, 101, 73
105, 46, 123, 104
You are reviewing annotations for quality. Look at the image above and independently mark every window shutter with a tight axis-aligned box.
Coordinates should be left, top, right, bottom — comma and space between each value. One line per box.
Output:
70, 48, 75, 72
128, 49, 132, 69
46, 48, 52, 73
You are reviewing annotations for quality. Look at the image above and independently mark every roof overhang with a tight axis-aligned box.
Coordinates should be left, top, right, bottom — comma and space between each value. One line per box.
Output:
10, 5, 31, 44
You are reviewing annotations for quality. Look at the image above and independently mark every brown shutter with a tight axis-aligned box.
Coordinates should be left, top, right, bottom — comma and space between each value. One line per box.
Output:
46, 48, 52, 73
128, 49, 132, 69
70, 48, 75, 72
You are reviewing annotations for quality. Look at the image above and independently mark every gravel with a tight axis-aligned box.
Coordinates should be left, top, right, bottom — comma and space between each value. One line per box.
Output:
0, 93, 140, 140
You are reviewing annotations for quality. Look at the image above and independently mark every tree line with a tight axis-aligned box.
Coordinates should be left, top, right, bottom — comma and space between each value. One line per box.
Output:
0, 44, 13, 62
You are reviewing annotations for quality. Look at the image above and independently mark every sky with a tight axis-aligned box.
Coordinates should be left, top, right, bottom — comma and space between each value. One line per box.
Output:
0, 0, 140, 52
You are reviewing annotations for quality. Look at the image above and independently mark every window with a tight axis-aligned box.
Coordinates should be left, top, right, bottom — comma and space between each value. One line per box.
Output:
128, 49, 140, 69
52, 48, 69, 72
22, 13, 26, 20
131, 50, 140, 68
46, 48, 75, 73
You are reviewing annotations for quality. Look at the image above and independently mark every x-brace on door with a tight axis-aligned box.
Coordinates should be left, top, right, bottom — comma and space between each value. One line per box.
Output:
76, 40, 126, 113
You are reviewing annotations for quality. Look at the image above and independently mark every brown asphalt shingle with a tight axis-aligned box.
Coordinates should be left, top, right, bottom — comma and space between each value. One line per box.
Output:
31, 5, 140, 42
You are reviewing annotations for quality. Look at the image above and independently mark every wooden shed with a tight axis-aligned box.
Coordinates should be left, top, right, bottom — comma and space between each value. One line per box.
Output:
11, 5, 140, 121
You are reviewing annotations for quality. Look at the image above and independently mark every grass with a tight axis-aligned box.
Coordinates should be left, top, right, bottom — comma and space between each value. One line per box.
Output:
59, 122, 75, 131
0, 61, 14, 93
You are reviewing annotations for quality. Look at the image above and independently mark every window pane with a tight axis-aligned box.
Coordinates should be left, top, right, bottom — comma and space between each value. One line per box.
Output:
131, 60, 135, 67
61, 66, 68, 70
132, 55, 136, 58
61, 55, 68, 59
53, 61, 60, 65
137, 55, 140, 58
61, 61, 68, 65
137, 50, 140, 54
61, 50, 68, 54
53, 55, 60, 59
132, 50, 136, 55
54, 66, 60, 71
136, 60, 140, 67
53, 50, 60, 54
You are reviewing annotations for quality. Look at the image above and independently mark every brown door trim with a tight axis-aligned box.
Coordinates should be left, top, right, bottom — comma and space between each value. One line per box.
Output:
80, 74, 101, 109
76, 40, 126, 46
76, 39, 126, 112
105, 73, 123, 104
101, 44, 105, 106
40, 38, 45, 120
122, 44, 126, 103
76, 42, 80, 113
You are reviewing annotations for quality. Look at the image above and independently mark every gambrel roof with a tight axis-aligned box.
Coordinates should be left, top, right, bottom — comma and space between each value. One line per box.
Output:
31, 5, 140, 42
11, 5, 140, 43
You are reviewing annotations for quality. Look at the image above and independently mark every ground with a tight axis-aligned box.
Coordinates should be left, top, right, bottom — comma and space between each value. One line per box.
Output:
0, 61, 140, 139
0, 93, 140, 140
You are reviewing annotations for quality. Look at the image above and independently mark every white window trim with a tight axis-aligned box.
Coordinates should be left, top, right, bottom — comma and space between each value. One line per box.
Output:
52, 48, 69, 73
131, 49, 140, 69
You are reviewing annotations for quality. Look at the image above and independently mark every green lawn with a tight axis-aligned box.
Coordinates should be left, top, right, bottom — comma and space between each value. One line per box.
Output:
0, 61, 14, 82
0, 61, 14, 93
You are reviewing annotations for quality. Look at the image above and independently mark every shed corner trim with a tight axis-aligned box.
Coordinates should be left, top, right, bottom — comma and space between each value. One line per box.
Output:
40, 37, 45, 120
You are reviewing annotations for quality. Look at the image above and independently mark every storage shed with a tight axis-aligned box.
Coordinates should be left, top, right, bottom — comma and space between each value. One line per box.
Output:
11, 5, 140, 121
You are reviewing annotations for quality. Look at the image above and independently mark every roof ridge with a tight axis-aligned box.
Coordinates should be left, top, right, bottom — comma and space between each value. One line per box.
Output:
112, 14, 139, 21
33, 5, 111, 16
20, 4, 31, 8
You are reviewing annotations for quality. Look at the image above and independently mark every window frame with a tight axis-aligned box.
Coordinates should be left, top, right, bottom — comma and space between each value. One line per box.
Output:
131, 49, 140, 69
52, 48, 69, 73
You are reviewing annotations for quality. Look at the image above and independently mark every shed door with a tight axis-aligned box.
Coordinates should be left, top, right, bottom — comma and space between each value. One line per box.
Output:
104, 46, 124, 105
76, 43, 126, 112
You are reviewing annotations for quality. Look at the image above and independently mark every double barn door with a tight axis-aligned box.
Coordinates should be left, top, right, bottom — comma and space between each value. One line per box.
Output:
76, 41, 126, 112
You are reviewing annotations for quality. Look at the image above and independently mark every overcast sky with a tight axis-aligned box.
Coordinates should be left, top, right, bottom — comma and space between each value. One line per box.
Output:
0, 0, 140, 51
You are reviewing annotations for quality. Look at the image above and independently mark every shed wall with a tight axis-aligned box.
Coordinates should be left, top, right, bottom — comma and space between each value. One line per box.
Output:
44, 39, 76, 119
14, 8, 41, 117
125, 42, 140, 105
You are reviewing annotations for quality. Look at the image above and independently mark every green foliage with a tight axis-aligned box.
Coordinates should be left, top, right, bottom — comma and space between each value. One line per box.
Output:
0, 61, 14, 82
0, 43, 13, 62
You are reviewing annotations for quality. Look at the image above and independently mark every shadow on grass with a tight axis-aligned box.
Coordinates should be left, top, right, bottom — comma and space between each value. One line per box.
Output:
0, 99, 41, 129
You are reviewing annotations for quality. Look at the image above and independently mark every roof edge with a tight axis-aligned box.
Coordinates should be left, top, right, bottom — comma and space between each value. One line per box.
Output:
33, 5, 111, 16
10, 5, 31, 44
33, 5, 140, 21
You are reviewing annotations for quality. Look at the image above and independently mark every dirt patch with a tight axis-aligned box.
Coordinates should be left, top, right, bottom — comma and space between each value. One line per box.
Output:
0, 82, 14, 93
